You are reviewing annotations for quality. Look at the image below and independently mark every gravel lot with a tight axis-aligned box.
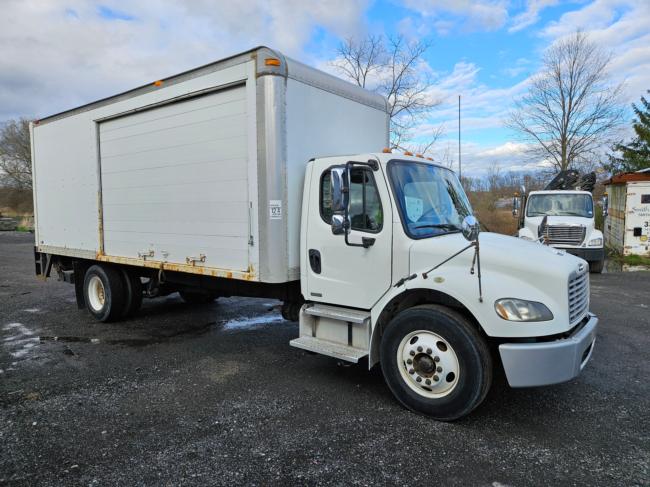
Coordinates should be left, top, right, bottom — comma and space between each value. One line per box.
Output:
1, 231, 649, 486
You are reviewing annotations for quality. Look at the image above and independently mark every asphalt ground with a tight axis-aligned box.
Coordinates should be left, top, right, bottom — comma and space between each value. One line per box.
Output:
1, 231, 649, 486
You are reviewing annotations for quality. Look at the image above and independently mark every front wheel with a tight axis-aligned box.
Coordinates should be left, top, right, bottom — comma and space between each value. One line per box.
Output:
380, 305, 492, 421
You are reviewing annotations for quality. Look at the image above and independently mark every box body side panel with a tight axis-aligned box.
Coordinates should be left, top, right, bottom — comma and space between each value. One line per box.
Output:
32, 61, 258, 277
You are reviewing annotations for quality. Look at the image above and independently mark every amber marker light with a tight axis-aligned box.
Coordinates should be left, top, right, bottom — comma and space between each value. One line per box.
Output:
153, 80, 163, 87
265, 58, 281, 66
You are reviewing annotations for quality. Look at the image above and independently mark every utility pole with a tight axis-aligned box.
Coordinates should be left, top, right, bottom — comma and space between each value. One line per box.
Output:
458, 95, 461, 179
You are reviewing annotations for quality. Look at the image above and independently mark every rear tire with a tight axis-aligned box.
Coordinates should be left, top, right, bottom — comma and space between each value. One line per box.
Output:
589, 259, 604, 273
380, 304, 492, 421
179, 290, 218, 304
120, 269, 143, 319
83, 265, 126, 322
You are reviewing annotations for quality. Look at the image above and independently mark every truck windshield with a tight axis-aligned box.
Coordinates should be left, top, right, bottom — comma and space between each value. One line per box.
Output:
388, 161, 473, 239
526, 194, 593, 218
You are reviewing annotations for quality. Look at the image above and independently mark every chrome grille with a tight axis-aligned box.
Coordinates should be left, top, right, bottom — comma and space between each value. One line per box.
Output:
545, 225, 586, 246
568, 269, 589, 323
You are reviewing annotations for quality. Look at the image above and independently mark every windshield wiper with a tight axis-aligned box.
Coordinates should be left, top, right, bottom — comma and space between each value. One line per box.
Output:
413, 223, 461, 231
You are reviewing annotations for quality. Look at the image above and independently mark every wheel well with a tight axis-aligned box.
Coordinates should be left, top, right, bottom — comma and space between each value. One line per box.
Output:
369, 288, 485, 368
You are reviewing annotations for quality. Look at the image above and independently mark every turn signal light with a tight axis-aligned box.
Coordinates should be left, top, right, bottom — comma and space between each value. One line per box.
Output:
265, 58, 281, 66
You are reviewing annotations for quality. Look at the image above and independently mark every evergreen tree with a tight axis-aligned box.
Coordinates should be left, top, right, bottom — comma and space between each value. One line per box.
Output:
607, 91, 650, 173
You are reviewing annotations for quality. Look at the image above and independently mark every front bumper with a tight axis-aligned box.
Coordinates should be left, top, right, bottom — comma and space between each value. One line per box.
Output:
499, 313, 598, 387
562, 247, 604, 262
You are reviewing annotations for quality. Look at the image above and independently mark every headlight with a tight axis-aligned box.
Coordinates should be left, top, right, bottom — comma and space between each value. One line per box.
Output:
588, 237, 602, 246
494, 298, 554, 322
520, 236, 533, 241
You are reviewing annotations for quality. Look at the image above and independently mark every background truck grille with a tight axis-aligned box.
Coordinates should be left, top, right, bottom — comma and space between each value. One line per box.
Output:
545, 225, 586, 246
568, 270, 589, 323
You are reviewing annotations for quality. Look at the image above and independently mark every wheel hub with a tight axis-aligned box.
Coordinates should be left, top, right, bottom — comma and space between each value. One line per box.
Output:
398, 330, 460, 398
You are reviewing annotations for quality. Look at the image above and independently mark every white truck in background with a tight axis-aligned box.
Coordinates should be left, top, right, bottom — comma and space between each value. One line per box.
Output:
515, 172, 605, 273
31, 47, 598, 421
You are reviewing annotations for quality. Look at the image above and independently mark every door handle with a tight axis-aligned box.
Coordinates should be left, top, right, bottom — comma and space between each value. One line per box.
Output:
308, 249, 321, 274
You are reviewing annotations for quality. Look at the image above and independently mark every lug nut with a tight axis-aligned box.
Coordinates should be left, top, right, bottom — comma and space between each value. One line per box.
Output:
434, 356, 440, 362
409, 368, 415, 375
417, 346, 423, 352
425, 379, 431, 385
426, 348, 432, 354
407, 358, 413, 365
416, 376, 422, 383
433, 375, 439, 381
437, 366, 442, 373
410, 350, 415, 356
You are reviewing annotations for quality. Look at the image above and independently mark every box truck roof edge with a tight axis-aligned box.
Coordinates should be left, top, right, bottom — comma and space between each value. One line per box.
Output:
34, 46, 388, 126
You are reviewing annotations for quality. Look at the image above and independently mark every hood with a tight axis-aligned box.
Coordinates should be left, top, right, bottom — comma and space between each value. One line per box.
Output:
410, 231, 581, 281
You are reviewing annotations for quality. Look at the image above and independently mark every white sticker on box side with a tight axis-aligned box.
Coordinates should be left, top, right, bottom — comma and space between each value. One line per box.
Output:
269, 200, 282, 220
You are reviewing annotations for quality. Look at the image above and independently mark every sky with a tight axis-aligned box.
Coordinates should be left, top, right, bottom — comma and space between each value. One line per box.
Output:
0, 0, 648, 176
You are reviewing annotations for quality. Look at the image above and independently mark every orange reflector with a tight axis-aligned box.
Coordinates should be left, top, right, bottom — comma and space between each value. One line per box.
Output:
153, 80, 163, 87
404, 151, 413, 156
265, 58, 281, 66
382, 147, 392, 153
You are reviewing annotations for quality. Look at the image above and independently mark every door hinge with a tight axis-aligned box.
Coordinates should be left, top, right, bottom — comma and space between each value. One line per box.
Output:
186, 254, 206, 265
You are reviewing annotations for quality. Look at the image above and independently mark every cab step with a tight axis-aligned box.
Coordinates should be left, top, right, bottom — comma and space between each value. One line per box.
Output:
290, 336, 368, 363
303, 303, 370, 324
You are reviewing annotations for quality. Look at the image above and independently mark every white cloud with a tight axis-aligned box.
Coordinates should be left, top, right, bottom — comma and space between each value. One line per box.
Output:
508, 0, 558, 33
402, 0, 509, 34
539, 0, 650, 103
0, 0, 369, 120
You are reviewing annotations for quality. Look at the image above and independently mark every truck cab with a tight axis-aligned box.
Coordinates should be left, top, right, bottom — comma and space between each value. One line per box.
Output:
516, 190, 604, 273
293, 153, 598, 420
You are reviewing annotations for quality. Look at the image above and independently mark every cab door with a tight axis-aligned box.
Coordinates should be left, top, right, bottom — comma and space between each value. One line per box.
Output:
305, 158, 393, 309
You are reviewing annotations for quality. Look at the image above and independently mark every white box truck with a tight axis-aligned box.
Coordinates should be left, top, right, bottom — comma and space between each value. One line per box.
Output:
31, 47, 598, 420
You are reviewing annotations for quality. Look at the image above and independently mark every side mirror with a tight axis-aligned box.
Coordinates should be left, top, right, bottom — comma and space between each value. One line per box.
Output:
602, 194, 608, 217
461, 215, 480, 242
331, 214, 347, 235
330, 167, 348, 213
512, 193, 520, 217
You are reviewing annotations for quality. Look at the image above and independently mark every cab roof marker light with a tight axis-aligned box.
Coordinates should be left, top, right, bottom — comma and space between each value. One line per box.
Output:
404, 151, 413, 156
265, 58, 281, 66
153, 80, 163, 87
382, 148, 392, 153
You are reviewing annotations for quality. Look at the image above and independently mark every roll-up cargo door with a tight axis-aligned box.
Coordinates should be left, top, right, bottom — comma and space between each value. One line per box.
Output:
99, 86, 250, 271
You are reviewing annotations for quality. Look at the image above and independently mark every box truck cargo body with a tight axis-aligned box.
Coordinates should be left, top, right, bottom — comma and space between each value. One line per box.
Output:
32, 47, 599, 421
32, 47, 388, 287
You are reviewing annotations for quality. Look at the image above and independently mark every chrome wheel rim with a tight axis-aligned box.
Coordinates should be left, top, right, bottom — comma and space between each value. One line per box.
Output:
397, 330, 460, 398
87, 275, 106, 312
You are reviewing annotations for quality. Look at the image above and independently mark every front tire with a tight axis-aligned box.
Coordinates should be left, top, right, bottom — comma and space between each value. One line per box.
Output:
589, 259, 604, 273
83, 265, 126, 322
380, 304, 492, 421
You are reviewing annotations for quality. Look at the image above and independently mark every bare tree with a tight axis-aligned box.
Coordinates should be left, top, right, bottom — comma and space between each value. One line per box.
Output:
507, 32, 624, 173
0, 118, 32, 189
332, 35, 442, 153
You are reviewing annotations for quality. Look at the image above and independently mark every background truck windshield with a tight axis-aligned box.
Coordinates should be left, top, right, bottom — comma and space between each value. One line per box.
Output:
526, 194, 594, 218
388, 161, 472, 238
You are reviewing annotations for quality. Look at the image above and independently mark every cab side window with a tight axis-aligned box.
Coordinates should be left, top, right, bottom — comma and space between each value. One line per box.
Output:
320, 167, 383, 233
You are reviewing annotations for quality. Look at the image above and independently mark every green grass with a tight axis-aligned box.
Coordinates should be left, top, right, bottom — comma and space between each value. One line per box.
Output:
15, 226, 32, 232
622, 254, 650, 266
